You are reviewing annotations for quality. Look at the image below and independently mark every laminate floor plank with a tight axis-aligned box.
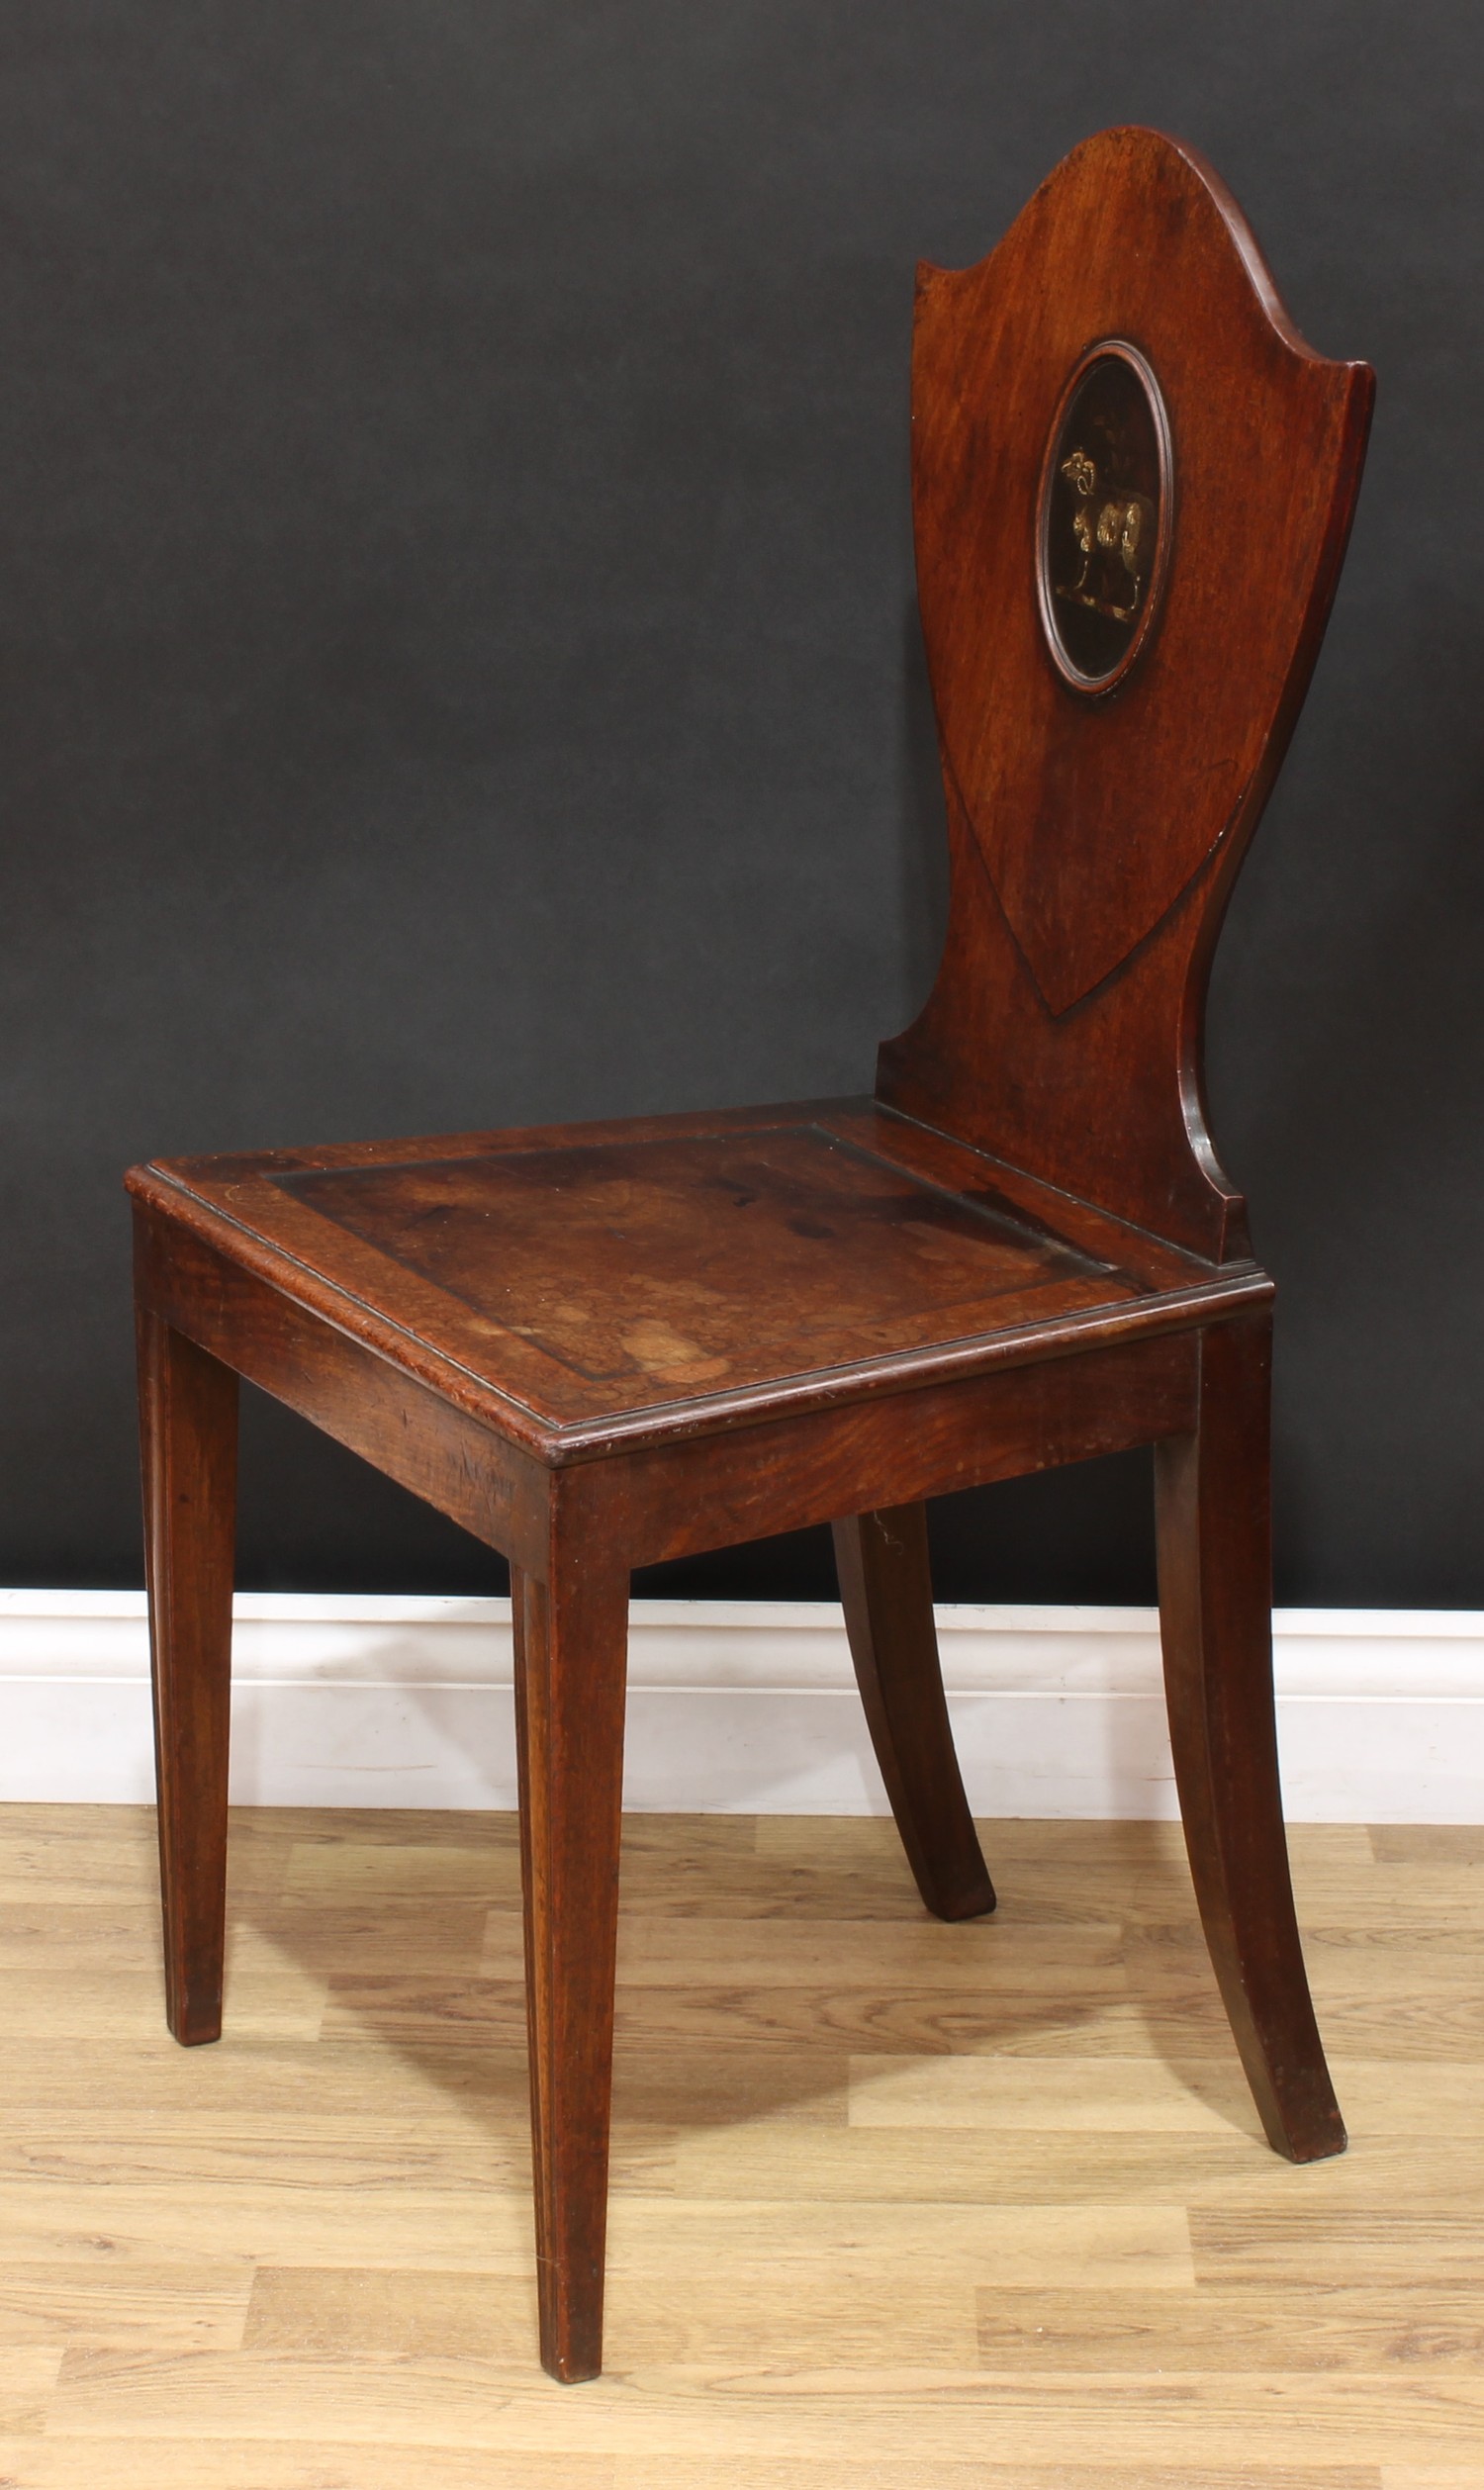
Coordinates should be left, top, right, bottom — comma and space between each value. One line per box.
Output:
616, 2469, 1382, 2490
1383, 2472, 1484, 2488
483, 1911, 1125, 1986
0, 2260, 251, 2351
848, 2050, 1255, 2130
0, 2116, 547, 2192
974, 2285, 1484, 2369
0, 2348, 65, 2430
0, 1902, 166, 1970
322, 1975, 1162, 2057
1189, 2209, 1484, 2286
0, 1804, 1478, 2475
243, 2264, 982, 2366
0, 2442, 609, 2488
36, 2352, 1484, 2461
665, 2123, 1484, 2208
1369, 1829, 1484, 1866
241, 1899, 492, 1974
0, 1955, 323, 2041
282, 1842, 522, 1903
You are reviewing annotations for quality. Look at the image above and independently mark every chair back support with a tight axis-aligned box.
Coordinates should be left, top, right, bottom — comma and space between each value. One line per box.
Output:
878, 128, 1373, 1259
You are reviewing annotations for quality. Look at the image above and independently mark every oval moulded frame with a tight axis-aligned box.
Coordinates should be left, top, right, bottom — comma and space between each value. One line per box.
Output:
1035, 338, 1174, 696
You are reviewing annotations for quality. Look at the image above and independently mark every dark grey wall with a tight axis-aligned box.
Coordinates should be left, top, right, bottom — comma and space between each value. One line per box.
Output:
1, 1, 1478, 1602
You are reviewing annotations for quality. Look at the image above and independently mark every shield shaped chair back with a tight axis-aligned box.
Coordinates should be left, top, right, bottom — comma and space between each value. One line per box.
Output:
880, 127, 1373, 1259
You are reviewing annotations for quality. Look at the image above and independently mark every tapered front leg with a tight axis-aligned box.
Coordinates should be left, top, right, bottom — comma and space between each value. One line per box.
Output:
1155, 1311, 1344, 2162
832, 1505, 994, 1921
511, 1542, 630, 2383
137, 1306, 239, 2047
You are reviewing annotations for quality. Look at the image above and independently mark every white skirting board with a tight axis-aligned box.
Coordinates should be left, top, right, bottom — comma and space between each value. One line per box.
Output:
1, 1590, 1482, 1821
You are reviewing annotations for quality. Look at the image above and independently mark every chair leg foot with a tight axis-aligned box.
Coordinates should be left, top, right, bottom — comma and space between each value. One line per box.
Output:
833, 1504, 995, 1922
137, 1307, 238, 2049
1156, 1313, 1345, 2162
512, 1550, 629, 2382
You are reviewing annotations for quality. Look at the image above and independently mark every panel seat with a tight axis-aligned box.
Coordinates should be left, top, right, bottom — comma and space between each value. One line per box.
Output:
134, 1097, 1264, 1453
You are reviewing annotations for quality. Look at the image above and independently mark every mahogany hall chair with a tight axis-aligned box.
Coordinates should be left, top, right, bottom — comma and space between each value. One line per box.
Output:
129, 127, 1373, 2382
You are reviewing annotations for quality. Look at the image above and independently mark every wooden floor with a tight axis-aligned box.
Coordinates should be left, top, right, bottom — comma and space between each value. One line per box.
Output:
0, 1805, 1479, 2485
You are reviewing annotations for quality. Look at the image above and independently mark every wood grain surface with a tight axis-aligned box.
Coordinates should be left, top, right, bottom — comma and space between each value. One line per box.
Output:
883, 125, 1373, 1259
125, 125, 1373, 2380
0, 1801, 1477, 2485
129, 1098, 1254, 1460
